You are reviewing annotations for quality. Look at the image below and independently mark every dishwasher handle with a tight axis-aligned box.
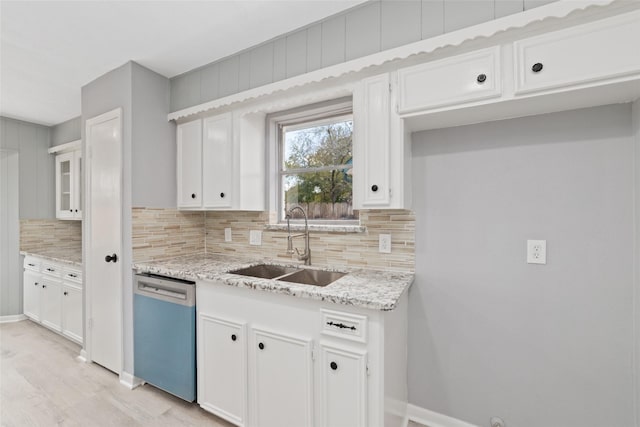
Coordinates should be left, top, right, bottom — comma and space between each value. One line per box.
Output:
134, 274, 195, 307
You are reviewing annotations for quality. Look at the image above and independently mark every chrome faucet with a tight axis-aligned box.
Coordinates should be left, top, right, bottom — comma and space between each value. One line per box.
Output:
285, 206, 311, 266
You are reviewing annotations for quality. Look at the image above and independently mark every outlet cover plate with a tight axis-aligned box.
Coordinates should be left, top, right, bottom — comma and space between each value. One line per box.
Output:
249, 230, 262, 246
527, 239, 546, 264
224, 228, 232, 242
379, 234, 391, 253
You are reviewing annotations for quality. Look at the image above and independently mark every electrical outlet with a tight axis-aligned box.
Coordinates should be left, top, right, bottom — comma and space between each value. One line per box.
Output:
249, 230, 262, 246
527, 240, 546, 264
379, 234, 391, 253
224, 228, 232, 242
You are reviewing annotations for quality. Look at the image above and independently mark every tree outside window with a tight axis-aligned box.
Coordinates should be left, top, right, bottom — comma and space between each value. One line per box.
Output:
281, 116, 356, 221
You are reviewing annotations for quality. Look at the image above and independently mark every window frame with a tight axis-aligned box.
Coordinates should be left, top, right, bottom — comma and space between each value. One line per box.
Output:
267, 98, 357, 225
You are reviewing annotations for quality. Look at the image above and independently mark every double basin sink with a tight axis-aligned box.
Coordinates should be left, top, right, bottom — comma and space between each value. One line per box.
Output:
229, 264, 346, 287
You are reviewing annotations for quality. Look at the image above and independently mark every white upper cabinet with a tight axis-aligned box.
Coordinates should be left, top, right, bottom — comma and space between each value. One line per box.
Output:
177, 119, 203, 208
203, 114, 233, 208
53, 141, 82, 220
353, 73, 410, 210
513, 10, 640, 95
398, 46, 502, 114
177, 112, 264, 211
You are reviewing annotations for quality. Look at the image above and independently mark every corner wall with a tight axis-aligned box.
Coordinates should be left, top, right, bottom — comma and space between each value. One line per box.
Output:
410, 104, 636, 427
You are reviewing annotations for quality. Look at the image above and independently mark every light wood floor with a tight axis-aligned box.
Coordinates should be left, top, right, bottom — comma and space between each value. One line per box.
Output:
0, 320, 234, 427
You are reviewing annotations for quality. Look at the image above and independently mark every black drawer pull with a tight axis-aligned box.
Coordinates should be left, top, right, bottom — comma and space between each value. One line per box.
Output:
46, 268, 55, 272
231, 334, 237, 341
327, 321, 356, 331
330, 361, 338, 370
34, 282, 39, 286
68, 274, 77, 278
532, 62, 543, 73
64, 291, 68, 296
42, 284, 46, 289
258, 342, 265, 350
191, 193, 196, 199
476, 73, 487, 83
371, 185, 378, 192
220, 192, 225, 198
28, 263, 35, 267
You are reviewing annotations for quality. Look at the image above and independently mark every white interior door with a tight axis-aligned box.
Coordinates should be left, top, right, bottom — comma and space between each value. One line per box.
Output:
86, 109, 122, 374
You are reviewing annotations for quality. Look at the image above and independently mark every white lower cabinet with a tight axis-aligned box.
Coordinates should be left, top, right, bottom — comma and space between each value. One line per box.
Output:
22, 256, 83, 345
23, 270, 41, 321
198, 314, 247, 426
319, 344, 368, 427
40, 278, 62, 332
196, 281, 408, 427
251, 328, 313, 427
62, 284, 83, 343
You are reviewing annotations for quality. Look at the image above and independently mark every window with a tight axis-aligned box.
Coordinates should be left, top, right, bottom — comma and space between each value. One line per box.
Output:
275, 104, 357, 223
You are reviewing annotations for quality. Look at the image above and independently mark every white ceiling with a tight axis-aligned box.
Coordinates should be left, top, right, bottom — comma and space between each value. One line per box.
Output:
0, 0, 365, 127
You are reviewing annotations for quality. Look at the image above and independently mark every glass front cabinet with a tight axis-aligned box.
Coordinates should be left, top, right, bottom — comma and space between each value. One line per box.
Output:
53, 141, 82, 220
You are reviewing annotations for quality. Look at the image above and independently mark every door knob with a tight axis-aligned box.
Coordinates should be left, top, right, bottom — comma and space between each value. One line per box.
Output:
105, 253, 118, 263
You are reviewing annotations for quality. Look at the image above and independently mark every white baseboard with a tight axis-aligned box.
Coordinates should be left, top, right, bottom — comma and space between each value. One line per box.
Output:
119, 371, 145, 390
76, 349, 88, 363
406, 404, 479, 427
0, 314, 26, 324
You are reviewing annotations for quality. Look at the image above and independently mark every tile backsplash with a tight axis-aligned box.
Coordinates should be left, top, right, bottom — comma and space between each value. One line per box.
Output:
131, 208, 415, 271
132, 208, 204, 262
20, 219, 82, 252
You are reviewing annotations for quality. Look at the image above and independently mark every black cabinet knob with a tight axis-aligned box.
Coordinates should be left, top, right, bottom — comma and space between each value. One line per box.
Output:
220, 192, 225, 198
105, 253, 118, 263
476, 73, 487, 83
191, 193, 196, 199
532, 62, 543, 73
64, 291, 68, 296
258, 342, 265, 350
371, 185, 378, 192
330, 361, 338, 370
34, 282, 38, 286
42, 284, 46, 288
231, 334, 237, 341
69, 209, 73, 212
75, 209, 78, 213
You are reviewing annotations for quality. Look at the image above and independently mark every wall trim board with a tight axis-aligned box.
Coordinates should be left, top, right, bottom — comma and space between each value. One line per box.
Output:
0, 314, 26, 324
77, 349, 88, 363
119, 371, 145, 390
633, 99, 640, 427
405, 404, 479, 427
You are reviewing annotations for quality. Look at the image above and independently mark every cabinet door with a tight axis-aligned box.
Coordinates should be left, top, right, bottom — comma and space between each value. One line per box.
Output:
73, 150, 83, 219
203, 113, 233, 209
319, 344, 368, 427
23, 270, 41, 321
55, 152, 75, 219
198, 313, 247, 426
514, 10, 640, 95
40, 278, 62, 332
353, 74, 391, 208
62, 284, 83, 343
251, 328, 313, 427
177, 119, 203, 208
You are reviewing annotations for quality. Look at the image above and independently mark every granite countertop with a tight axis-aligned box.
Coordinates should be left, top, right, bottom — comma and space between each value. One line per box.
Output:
133, 253, 414, 311
20, 247, 82, 267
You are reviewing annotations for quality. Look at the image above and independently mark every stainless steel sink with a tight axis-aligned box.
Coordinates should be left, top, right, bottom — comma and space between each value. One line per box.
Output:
229, 264, 299, 280
229, 263, 347, 287
277, 269, 346, 287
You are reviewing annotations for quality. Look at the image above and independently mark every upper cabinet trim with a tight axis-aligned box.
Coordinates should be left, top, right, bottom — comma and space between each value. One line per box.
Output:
167, 0, 629, 122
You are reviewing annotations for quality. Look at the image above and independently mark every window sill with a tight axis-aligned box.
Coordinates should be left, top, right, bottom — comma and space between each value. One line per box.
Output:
264, 223, 366, 234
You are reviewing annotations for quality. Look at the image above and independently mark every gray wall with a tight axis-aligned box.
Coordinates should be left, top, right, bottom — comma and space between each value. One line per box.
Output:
51, 116, 81, 147
409, 104, 636, 427
131, 62, 176, 208
170, 0, 555, 112
0, 150, 20, 317
0, 117, 54, 219
82, 61, 174, 375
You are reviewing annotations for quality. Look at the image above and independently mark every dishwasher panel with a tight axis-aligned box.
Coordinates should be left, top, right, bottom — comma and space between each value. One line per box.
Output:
134, 273, 196, 402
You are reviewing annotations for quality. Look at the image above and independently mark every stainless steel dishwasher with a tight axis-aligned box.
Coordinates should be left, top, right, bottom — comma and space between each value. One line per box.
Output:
134, 273, 196, 402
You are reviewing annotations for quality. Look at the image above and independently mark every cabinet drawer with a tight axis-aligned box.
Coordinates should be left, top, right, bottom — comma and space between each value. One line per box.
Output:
41, 262, 63, 278
321, 309, 367, 344
514, 10, 640, 95
397, 46, 501, 114
24, 256, 41, 272
63, 267, 82, 285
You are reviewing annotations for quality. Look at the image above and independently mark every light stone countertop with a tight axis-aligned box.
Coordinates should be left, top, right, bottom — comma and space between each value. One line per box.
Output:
20, 248, 82, 267
133, 252, 414, 311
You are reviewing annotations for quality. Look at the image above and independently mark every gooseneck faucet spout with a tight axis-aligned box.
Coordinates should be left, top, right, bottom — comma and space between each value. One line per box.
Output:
285, 206, 311, 266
